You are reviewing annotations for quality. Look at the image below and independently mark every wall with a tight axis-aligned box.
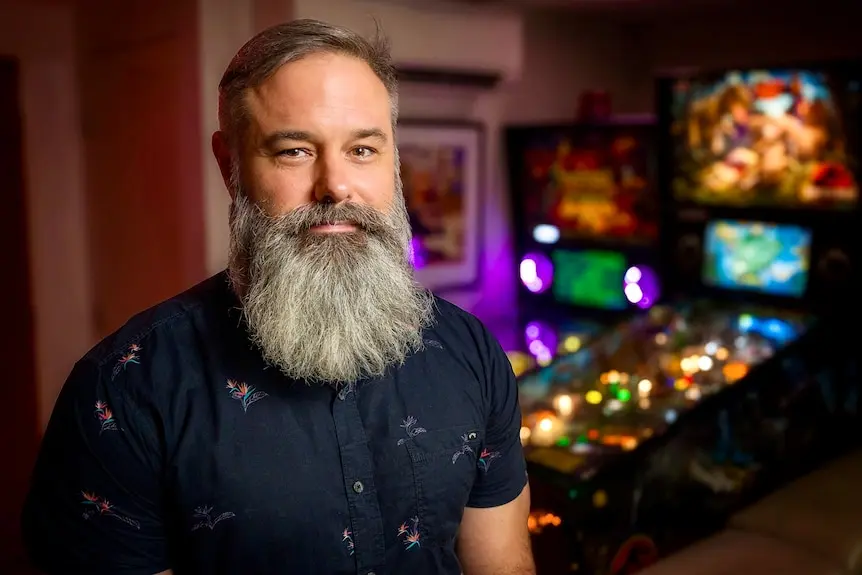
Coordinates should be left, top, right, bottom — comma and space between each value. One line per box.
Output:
77, 0, 207, 337
504, 10, 646, 123
0, 0, 92, 429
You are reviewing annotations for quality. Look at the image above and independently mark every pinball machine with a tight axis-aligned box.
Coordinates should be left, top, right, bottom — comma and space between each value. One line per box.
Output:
504, 120, 661, 376
521, 62, 862, 574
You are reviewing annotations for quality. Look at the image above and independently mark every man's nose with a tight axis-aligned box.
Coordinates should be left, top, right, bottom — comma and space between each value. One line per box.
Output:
313, 155, 352, 204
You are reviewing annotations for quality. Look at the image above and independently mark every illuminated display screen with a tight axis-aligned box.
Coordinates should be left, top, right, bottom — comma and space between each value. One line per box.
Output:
552, 249, 628, 309
670, 69, 858, 209
512, 125, 658, 243
702, 219, 812, 297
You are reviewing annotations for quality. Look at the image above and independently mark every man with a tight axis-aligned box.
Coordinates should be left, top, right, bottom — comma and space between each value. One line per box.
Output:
22, 18, 534, 575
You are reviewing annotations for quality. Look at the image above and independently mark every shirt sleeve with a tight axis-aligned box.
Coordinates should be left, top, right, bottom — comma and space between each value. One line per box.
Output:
22, 358, 171, 575
466, 328, 528, 508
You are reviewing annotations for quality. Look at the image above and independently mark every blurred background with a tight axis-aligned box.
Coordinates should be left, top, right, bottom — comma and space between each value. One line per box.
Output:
2, 0, 861, 573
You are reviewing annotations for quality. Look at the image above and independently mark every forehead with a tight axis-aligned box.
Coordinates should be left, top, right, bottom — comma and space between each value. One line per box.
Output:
246, 52, 392, 136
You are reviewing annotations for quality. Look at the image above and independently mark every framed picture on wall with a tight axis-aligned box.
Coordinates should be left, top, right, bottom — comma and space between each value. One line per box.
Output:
396, 120, 484, 292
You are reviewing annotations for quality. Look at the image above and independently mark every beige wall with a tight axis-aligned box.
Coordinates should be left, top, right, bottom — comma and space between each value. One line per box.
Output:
0, 0, 92, 429
78, 0, 207, 338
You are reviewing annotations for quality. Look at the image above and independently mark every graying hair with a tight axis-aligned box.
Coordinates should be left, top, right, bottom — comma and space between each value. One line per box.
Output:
218, 18, 399, 150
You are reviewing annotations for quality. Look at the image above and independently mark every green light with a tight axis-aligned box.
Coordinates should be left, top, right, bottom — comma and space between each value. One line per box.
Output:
618, 389, 632, 402
576, 434, 589, 444
568, 489, 578, 499
555, 436, 572, 447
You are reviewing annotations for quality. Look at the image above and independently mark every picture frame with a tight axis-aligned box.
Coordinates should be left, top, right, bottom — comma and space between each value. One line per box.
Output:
396, 119, 484, 292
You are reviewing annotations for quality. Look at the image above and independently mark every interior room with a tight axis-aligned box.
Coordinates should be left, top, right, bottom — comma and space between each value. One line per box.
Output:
2, 0, 861, 572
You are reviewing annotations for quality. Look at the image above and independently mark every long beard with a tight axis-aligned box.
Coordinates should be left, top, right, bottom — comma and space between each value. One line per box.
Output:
227, 179, 435, 386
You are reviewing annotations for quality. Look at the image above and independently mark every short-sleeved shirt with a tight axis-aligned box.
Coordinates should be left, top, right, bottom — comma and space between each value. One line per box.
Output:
22, 272, 527, 575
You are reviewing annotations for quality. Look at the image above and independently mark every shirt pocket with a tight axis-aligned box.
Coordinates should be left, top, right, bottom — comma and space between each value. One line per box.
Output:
403, 424, 483, 547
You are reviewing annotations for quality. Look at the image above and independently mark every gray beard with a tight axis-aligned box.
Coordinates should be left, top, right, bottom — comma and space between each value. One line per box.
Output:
227, 178, 435, 386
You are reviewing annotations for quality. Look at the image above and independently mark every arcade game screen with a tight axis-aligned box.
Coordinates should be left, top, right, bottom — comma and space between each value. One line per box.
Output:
702, 219, 812, 298
670, 69, 859, 208
511, 124, 658, 244
552, 249, 628, 310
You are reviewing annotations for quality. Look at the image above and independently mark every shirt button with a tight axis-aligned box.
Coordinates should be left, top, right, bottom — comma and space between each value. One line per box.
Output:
352, 480, 364, 494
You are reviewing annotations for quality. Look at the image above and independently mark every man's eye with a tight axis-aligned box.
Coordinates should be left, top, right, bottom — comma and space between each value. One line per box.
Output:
277, 149, 309, 158
352, 146, 375, 158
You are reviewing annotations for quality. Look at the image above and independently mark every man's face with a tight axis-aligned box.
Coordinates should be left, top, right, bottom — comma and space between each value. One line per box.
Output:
239, 52, 397, 216
223, 52, 433, 386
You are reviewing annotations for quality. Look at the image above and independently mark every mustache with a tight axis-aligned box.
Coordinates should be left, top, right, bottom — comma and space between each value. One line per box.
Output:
259, 201, 393, 236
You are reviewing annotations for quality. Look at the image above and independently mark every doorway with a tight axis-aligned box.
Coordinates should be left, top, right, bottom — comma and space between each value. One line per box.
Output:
0, 56, 40, 572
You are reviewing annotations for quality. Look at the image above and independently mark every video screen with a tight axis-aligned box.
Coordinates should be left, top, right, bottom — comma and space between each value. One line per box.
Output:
670, 69, 859, 209
552, 249, 628, 309
513, 125, 658, 244
703, 220, 812, 298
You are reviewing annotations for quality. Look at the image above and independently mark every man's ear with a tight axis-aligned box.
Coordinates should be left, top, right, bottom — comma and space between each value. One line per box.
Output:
212, 131, 236, 201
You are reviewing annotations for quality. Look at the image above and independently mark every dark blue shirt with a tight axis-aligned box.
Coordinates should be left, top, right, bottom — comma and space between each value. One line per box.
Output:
22, 272, 527, 575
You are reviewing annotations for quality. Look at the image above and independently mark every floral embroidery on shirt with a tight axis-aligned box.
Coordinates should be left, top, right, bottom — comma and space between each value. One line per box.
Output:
111, 343, 142, 379
397, 416, 426, 446
451, 433, 475, 464
191, 505, 236, 531
226, 379, 268, 412
397, 516, 421, 550
477, 448, 500, 472
337, 382, 355, 401
81, 491, 141, 529
94, 401, 118, 434
342, 527, 355, 555
423, 339, 444, 350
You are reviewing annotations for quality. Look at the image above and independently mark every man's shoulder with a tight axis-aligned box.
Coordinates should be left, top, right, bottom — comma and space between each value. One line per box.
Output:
427, 295, 501, 359
82, 272, 233, 371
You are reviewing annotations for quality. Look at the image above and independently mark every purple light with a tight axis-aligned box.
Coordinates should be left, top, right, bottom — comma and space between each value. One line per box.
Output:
410, 237, 427, 269
519, 252, 554, 294
524, 320, 558, 359
623, 265, 660, 309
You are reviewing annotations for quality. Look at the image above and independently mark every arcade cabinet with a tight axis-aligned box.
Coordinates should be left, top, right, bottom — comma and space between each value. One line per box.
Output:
504, 121, 661, 376
521, 63, 862, 574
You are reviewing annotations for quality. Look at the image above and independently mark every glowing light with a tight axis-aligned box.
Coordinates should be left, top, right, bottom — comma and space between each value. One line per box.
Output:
527, 511, 562, 534
655, 333, 668, 345
519, 426, 532, 445
617, 389, 632, 402
553, 394, 575, 417
532, 224, 560, 244
624, 283, 644, 304
592, 490, 608, 508
623, 264, 660, 309
621, 436, 638, 451
684, 386, 702, 401
723, 362, 749, 383
538, 417, 554, 432
562, 335, 581, 353
520, 253, 553, 294
637, 379, 653, 395
697, 355, 714, 371
585, 390, 603, 404
715, 347, 730, 361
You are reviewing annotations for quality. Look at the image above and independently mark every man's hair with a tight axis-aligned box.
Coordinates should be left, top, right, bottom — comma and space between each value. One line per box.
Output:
218, 18, 399, 150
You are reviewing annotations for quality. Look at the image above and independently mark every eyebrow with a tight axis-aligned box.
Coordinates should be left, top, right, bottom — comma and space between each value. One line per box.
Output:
262, 128, 388, 148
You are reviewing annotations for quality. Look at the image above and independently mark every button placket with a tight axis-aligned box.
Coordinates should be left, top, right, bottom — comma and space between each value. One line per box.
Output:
331, 383, 386, 573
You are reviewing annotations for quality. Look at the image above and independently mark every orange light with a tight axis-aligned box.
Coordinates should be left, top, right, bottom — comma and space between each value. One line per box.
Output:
722, 362, 748, 383
527, 510, 562, 534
